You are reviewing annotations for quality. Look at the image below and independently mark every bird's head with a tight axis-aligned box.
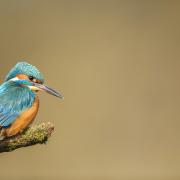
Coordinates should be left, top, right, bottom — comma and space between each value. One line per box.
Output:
5, 62, 63, 99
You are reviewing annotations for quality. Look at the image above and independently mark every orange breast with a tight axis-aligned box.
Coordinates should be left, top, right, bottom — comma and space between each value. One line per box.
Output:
5, 96, 39, 137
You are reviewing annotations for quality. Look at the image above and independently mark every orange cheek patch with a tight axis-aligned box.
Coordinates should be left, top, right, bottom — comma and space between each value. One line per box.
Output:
16, 74, 28, 80
36, 79, 42, 84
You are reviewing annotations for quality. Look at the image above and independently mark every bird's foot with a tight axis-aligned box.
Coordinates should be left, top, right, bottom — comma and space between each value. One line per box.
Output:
0, 128, 6, 141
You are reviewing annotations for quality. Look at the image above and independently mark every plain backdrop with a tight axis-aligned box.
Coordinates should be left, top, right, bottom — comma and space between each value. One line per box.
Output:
0, 0, 180, 180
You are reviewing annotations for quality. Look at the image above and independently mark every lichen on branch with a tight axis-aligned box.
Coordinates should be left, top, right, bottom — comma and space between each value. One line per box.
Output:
0, 122, 54, 153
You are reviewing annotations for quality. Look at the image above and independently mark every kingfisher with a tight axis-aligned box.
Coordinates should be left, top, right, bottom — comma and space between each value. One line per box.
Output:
0, 62, 63, 140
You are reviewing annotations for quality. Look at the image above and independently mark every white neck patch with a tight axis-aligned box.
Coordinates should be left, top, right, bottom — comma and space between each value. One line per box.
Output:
10, 77, 20, 82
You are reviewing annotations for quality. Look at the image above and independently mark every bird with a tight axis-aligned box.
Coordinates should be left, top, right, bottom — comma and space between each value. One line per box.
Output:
0, 62, 63, 140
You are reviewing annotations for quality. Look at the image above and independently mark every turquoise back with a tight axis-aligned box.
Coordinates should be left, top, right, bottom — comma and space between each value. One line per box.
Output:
0, 81, 36, 127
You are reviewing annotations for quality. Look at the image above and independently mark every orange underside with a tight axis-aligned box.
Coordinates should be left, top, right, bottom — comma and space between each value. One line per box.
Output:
5, 96, 39, 137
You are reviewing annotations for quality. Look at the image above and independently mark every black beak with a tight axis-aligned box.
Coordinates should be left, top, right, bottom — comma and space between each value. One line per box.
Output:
33, 83, 64, 99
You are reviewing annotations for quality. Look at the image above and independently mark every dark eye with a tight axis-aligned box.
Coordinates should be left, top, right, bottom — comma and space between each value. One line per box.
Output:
29, 76, 34, 81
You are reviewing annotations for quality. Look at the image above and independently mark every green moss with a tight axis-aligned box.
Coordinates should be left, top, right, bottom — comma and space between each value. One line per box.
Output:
7, 125, 49, 151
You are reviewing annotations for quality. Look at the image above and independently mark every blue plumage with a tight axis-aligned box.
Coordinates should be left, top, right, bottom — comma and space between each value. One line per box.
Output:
0, 61, 62, 138
5, 62, 44, 83
0, 62, 41, 127
0, 80, 35, 127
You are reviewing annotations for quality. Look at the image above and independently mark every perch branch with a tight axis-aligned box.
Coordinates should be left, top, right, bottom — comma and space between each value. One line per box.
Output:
0, 122, 54, 153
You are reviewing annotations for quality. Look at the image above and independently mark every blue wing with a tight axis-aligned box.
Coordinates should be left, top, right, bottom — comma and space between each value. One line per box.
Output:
0, 108, 19, 127
0, 81, 35, 127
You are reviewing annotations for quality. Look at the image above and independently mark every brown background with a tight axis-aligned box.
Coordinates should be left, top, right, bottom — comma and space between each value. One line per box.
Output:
0, 0, 180, 180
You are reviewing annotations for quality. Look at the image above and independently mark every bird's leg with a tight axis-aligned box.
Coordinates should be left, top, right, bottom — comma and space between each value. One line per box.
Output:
0, 128, 6, 141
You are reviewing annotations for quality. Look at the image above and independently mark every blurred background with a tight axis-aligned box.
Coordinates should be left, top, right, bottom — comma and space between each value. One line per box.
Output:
0, 0, 180, 179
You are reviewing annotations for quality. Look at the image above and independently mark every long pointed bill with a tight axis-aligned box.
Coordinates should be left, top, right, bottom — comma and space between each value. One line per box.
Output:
33, 83, 64, 99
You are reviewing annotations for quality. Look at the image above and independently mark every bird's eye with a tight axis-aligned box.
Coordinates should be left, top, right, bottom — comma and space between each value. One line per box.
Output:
29, 76, 34, 81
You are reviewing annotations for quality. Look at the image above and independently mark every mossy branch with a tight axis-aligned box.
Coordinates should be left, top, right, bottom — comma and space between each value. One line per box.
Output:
0, 122, 54, 153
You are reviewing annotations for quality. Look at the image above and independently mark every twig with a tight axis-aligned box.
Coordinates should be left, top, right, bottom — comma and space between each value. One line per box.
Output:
0, 122, 54, 153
